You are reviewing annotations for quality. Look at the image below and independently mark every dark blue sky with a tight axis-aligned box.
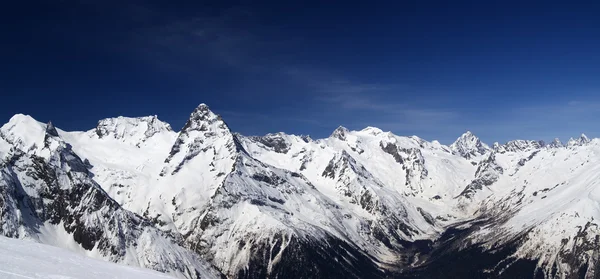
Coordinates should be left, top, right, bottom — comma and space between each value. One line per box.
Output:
1, 1, 599, 144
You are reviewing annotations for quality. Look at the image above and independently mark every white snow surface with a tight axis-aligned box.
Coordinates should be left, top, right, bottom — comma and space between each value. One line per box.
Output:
0, 235, 175, 279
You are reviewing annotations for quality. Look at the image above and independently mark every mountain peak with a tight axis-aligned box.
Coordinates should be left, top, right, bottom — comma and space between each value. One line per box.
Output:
0, 114, 46, 153
330, 126, 349, 140
94, 116, 173, 145
162, 103, 238, 176
549, 138, 563, 148
360, 126, 383, 136
495, 139, 545, 153
45, 121, 59, 138
567, 133, 591, 147
450, 131, 490, 159
181, 104, 226, 133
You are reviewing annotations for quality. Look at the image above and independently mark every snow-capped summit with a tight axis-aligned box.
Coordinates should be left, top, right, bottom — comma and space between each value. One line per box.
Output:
330, 126, 349, 140
450, 131, 490, 159
360, 126, 383, 136
495, 139, 545, 153
0, 114, 46, 153
548, 137, 563, 148
94, 115, 173, 145
567, 133, 591, 147
161, 103, 238, 176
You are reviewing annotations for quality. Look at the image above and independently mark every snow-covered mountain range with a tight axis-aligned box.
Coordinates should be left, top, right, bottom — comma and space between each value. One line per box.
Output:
1, 103, 598, 278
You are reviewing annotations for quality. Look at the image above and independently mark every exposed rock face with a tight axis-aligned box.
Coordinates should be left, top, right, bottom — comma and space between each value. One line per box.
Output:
458, 152, 503, 199
247, 133, 291, 153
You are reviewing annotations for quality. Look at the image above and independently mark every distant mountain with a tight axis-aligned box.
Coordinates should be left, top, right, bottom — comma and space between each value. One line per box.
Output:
0, 104, 598, 278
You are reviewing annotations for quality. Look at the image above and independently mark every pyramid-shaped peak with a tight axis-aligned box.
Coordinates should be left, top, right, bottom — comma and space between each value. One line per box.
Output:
185, 103, 217, 122
450, 130, 490, 159
580, 133, 590, 143
181, 103, 227, 133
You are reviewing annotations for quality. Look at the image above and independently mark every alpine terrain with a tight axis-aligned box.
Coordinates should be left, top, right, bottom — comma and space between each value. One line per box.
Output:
1, 103, 599, 278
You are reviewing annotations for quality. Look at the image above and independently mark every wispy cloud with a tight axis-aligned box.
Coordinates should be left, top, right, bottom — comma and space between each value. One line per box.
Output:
114, 4, 600, 144
125, 7, 301, 76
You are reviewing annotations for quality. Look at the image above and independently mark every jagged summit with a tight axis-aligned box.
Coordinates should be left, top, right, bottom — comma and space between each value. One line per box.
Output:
450, 131, 490, 159
180, 103, 227, 132
549, 137, 563, 148
496, 139, 545, 153
567, 133, 591, 147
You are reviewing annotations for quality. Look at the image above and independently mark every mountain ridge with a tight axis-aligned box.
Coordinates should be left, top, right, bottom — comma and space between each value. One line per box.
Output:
0, 104, 598, 278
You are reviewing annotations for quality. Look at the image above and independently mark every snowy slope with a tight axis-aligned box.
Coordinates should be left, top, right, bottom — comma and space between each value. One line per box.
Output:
0, 115, 220, 279
0, 236, 177, 279
1, 104, 600, 278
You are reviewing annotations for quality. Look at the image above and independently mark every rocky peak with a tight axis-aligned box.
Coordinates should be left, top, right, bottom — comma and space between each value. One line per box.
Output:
248, 133, 292, 154
548, 138, 563, 148
162, 104, 239, 176
495, 139, 545, 153
300, 135, 312, 143
45, 121, 59, 137
450, 131, 490, 159
43, 121, 61, 149
580, 133, 590, 143
180, 104, 224, 133
567, 133, 591, 147
330, 126, 349, 141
